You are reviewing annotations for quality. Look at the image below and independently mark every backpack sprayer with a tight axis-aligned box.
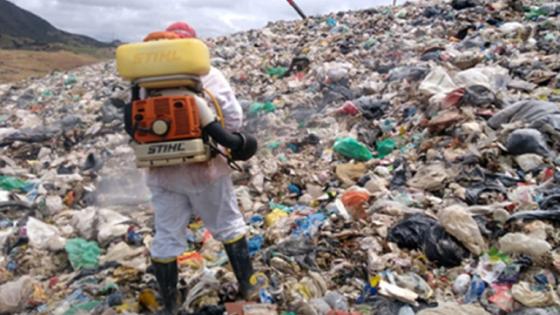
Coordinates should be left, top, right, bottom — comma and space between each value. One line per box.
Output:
115, 36, 257, 168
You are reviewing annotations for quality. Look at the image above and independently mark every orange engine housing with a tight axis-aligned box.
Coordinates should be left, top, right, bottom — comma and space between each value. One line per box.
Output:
132, 96, 202, 144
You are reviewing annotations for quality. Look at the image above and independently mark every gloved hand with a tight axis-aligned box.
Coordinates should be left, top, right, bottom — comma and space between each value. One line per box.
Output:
231, 133, 258, 161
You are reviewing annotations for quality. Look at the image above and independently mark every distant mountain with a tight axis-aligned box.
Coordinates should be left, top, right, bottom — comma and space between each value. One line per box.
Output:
0, 0, 111, 51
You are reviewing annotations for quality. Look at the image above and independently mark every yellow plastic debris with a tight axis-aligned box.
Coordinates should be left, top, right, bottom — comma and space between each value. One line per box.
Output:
138, 289, 160, 313
265, 209, 289, 227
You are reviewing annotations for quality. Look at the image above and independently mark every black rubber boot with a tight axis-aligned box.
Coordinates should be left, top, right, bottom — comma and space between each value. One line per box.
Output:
223, 236, 257, 300
152, 258, 179, 315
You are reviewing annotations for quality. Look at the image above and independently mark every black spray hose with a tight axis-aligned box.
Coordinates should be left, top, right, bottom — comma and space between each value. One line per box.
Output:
203, 121, 243, 150
203, 121, 258, 162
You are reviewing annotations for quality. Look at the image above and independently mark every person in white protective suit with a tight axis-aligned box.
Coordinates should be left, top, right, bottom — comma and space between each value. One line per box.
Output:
140, 22, 258, 314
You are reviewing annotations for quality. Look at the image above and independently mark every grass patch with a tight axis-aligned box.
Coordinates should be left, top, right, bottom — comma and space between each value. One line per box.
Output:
0, 49, 111, 84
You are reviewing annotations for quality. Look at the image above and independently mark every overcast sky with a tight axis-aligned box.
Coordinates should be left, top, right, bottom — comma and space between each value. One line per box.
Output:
9, 0, 394, 42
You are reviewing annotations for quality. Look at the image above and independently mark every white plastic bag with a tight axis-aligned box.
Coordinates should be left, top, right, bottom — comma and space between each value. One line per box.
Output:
419, 67, 458, 96
438, 205, 487, 256
0, 276, 35, 314
72, 207, 130, 245
26, 217, 66, 251
499, 233, 552, 258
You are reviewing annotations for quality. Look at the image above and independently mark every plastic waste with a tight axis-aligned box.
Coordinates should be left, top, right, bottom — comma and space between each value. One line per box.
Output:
309, 298, 332, 314
63, 301, 102, 315
364, 175, 389, 194
376, 139, 397, 159
265, 209, 289, 227
475, 252, 509, 283
488, 101, 560, 132
394, 272, 433, 299
488, 283, 514, 313
249, 102, 277, 115
340, 190, 369, 215
390, 159, 410, 189
464, 275, 486, 303
512, 282, 560, 308
398, 306, 415, 315
333, 138, 373, 161
378, 280, 418, 304
71, 208, 131, 245
506, 129, 551, 156
26, 217, 66, 251
248, 234, 265, 256
335, 163, 367, 186
338, 101, 360, 116
451, 0, 479, 10
498, 233, 552, 258
388, 214, 437, 250
437, 205, 487, 256
323, 291, 349, 311
507, 210, 560, 223
267, 67, 288, 78
408, 163, 449, 191
526, 7, 548, 20
453, 274, 471, 295
510, 308, 560, 315
0, 176, 31, 191
417, 302, 491, 315
500, 22, 525, 34
361, 296, 403, 314
423, 224, 470, 267
106, 291, 123, 307
454, 66, 510, 93
63, 74, 77, 85
65, 238, 101, 270
101, 241, 146, 271
353, 96, 389, 120
462, 85, 496, 107
387, 66, 429, 82
419, 66, 458, 97
0, 276, 35, 314
515, 154, 544, 172
126, 227, 144, 246
318, 62, 352, 83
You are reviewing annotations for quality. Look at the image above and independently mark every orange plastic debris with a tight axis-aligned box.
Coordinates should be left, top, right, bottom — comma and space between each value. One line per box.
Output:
341, 191, 370, 209
177, 251, 204, 269
341, 190, 370, 220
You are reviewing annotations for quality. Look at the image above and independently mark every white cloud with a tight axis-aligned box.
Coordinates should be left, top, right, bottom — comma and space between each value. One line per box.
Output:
9, 0, 395, 42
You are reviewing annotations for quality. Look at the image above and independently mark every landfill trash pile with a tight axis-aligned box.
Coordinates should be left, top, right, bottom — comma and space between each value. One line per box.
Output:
1, 0, 560, 314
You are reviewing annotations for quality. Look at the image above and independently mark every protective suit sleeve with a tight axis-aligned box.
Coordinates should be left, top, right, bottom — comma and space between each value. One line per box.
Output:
202, 67, 243, 131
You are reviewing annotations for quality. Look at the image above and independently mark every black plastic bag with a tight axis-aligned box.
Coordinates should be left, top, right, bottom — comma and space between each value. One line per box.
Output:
423, 224, 470, 267
353, 96, 390, 120
388, 214, 437, 250
390, 158, 409, 190
506, 128, 551, 156
506, 210, 560, 224
451, 0, 480, 10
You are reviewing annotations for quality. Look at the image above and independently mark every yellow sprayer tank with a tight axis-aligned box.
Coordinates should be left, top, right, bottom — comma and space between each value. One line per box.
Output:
116, 38, 211, 82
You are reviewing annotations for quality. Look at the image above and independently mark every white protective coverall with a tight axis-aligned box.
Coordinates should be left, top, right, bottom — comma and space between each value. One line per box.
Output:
147, 67, 248, 259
